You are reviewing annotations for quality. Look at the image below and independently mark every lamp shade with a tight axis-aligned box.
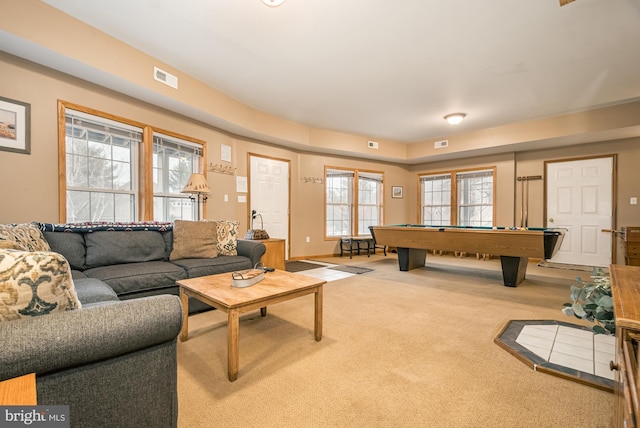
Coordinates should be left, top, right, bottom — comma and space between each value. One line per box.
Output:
181, 173, 211, 194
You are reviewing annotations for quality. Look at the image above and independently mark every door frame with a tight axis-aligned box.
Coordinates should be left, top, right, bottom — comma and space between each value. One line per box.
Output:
543, 154, 618, 263
247, 152, 291, 260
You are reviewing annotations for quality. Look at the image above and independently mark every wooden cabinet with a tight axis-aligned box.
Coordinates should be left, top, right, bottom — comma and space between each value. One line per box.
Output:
259, 238, 286, 270
610, 264, 640, 428
622, 227, 640, 266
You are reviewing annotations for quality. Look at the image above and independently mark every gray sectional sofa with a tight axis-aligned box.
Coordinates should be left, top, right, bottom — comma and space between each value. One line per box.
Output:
0, 221, 266, 428
41, 222, 266, 313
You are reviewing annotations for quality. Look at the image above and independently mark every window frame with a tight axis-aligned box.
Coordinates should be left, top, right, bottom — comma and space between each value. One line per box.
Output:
418, 166, 496, 226
58, 100, 206, 223
324, 166, 384, 239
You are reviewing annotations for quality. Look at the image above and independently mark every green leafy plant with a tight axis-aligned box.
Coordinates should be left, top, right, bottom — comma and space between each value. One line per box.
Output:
562, 268, 615, 335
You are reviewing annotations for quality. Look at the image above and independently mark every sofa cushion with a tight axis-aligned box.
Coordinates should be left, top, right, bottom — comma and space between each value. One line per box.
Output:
0, 223, 51, 252
0, 249, 81, 321
171, 255, 252, 278
169, 220, 218, 261
73, 278, 119, 305
85, 231, 166, 269
83, 261, 188, 296
213, 220, 239, 256
43, 231, 86, 271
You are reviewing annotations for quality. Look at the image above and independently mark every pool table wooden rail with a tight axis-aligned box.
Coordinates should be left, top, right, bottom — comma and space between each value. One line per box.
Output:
372, 226, 550, 259
371, 225, 565, 287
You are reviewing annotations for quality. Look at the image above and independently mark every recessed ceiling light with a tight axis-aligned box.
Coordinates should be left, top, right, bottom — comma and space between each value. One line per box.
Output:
262, 0, 285, 6
444, 113, 466, 125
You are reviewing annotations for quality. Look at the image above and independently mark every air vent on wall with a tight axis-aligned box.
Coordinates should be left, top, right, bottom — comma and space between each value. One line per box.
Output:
154, 66, 178, 89
434, 140, 448, 149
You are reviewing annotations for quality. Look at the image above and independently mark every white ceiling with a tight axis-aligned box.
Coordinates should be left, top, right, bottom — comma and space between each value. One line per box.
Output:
38, 0, 640, 146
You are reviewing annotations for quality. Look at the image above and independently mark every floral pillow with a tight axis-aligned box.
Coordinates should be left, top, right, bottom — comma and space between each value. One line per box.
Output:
0, 223, 51, 252
212, 220, 239, 256
0, 249, 81, 322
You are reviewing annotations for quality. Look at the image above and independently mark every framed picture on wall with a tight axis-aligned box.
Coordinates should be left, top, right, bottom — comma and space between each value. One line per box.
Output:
0, 96, 30, 155
392, 186, 403, 199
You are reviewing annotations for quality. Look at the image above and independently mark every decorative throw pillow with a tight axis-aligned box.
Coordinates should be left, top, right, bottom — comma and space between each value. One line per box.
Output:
0, 249, 81, 322
0, 240, 25, 250
213, 220, 239, 256
0, 223, 51, 252
169, 220, 218, 261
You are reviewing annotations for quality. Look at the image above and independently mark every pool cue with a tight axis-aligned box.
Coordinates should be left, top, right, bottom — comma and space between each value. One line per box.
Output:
517, 175, 543, 228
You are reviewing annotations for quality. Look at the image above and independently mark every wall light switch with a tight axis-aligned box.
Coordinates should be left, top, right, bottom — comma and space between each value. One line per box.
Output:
224, 194, 229, 202
306, 236, 310, 243
631, 197, 637, 205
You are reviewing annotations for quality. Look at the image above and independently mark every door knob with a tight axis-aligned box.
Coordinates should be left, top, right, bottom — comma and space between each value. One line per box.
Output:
548, 218, 554, 223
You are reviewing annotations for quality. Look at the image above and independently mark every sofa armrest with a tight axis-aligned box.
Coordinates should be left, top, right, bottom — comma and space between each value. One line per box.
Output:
236, 239, 267, 267
0, 294, 182, 381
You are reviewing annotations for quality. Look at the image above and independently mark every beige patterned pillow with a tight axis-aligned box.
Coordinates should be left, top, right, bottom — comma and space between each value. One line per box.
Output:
213, 220, 239, 256
0, 223, 51, 252
169, 220, 218, 261
0, 240, 25, 250
0, 249, 81, 322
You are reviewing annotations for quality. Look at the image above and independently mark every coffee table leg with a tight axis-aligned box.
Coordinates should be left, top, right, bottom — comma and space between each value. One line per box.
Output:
260, 307, 267, 317
228, 309, 240, 381
179, 287, 189, 342
314, 286, 323, 341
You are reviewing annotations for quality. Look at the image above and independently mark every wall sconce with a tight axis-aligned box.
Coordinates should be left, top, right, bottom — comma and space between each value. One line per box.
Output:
444, 113, 466, 125
181, 173, 211, 220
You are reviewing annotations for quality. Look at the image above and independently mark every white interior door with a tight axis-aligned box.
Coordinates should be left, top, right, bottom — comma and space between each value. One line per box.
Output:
249, 155, 289, 258
546, 156, 613, 267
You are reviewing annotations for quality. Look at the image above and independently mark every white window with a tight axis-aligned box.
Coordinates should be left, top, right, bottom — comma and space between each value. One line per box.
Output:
65, 110, 141, 222
357, 173, 383, 235
420, 174, 452, 225
457, 169, 494, 227
325, 168, 384, 237
326, 169, 353, 237
153, 133, 203, 222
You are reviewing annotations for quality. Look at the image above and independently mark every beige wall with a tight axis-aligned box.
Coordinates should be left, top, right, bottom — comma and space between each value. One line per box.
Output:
0, 52, 414, 258
2, 6, 640, 259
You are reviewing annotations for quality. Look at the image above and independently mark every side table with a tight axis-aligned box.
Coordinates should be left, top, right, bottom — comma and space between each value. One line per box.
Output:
259, 238, 286, 270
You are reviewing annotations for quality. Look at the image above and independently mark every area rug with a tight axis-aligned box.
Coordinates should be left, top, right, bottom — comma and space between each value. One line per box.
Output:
494, 319, 615, 392
536, 261, 596, 272
328, 265, 373, 274
285, 261, 327, 273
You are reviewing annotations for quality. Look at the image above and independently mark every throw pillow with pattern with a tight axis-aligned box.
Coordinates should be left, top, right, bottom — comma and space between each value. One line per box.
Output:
0, 249, 81, 321
0, 223, 51, 252
213, 220, 239, 256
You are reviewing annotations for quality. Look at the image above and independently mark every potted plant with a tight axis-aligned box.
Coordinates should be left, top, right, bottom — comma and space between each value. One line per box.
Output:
562, 268, 615, 335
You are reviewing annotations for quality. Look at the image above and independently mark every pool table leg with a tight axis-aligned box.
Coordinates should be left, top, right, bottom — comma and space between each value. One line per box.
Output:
397, 248, 428, 271
500, 256, 528, 287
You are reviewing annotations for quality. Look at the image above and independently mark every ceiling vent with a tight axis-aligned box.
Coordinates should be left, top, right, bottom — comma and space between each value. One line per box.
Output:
154, 67, 178, 89
434, 140, 448, 149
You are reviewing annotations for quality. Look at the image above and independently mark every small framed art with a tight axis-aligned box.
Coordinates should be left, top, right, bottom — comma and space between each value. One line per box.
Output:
0, 96, 30, 155
392, 186, 403, 199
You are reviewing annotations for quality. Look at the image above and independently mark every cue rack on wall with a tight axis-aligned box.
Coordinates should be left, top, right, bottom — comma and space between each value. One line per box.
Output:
517, 175, 542, 227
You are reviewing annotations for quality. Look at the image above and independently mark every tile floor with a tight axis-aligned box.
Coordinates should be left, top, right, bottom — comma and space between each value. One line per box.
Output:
516, 323, 616, 381
289, 260, 357, 282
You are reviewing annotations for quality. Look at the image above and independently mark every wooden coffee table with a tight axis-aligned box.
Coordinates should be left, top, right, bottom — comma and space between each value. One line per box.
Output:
177, 270, 325, 381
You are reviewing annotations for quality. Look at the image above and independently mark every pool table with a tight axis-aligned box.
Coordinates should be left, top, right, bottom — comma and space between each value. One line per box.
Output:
370, 225, 566, 287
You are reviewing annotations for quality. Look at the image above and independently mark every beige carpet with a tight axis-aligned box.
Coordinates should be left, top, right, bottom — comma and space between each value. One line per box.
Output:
177, 254, 613, 427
